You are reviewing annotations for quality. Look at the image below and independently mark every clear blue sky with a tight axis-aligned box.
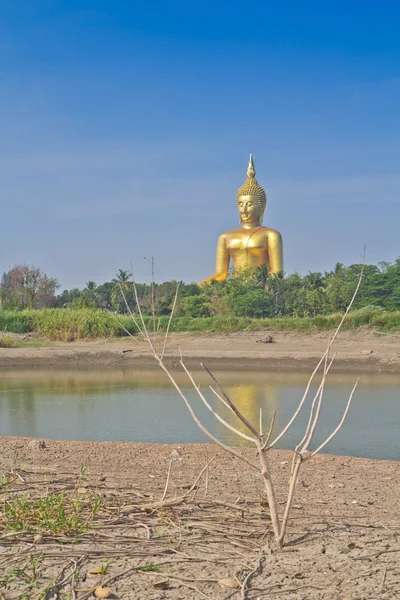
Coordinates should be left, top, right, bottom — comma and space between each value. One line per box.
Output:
1, 1, 399, 289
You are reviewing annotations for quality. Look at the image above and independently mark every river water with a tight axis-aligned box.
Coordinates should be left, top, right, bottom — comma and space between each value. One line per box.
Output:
0, 368, 398, 460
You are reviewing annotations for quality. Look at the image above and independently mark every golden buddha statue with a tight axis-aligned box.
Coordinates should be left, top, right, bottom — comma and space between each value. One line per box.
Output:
200, 155, 283, 284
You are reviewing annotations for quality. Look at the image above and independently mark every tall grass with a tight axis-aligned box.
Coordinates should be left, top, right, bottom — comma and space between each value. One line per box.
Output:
0, 308, 398, 341
0, 309, 139, 342
0, 312, 35, 334
32, 309, 138, 341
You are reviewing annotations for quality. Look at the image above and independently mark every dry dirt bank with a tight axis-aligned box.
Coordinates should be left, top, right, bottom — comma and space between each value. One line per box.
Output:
1, 437, 399, 599
0, 329, 399, 372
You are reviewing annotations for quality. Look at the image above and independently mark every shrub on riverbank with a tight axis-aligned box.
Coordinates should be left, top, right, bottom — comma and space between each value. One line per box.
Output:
0, 307, 399, 341
0, 309, 137, 341
0, 312, 35, 334
32, 309, 138, 341
0, 334, 15, 348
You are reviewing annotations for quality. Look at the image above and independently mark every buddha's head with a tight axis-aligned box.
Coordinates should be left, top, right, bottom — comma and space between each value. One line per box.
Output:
236, 155, 267, 226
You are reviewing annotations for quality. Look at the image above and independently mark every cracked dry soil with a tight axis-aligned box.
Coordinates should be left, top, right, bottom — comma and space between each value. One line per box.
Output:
0, 438, 399, 599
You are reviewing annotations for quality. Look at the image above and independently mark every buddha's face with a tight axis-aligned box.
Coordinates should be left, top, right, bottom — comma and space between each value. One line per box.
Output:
238, 195, 261, 226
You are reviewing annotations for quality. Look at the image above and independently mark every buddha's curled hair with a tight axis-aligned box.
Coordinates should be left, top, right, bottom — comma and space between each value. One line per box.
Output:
236, 155, 267, 222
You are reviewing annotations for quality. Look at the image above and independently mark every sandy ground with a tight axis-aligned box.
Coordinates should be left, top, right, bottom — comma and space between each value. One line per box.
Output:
1, 438, 399, 599
0, 329, 399, 372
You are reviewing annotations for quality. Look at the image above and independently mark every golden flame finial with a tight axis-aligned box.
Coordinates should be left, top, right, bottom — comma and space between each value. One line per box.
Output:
247, 154, 256, 178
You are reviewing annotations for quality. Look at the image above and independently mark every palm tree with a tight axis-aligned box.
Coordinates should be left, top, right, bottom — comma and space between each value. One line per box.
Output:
304, 271, 326, 316
253, 264, 270, 289
111, 269, 131, 293
304, 271, 325, 292
266, 271, 286, 315
111, 269, 132, 314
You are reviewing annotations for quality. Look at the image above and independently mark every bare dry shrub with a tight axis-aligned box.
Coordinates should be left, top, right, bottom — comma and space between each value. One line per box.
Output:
117, 263, 363, 549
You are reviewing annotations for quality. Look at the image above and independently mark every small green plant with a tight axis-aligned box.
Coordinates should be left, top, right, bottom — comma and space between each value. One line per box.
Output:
0, 554, 43, 595
3, 489, 101, 535
136, 561, 162, 572
0, 473, 13, 487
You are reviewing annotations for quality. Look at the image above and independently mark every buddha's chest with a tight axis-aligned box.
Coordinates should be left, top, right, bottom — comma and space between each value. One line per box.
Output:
226, 231, 267, 253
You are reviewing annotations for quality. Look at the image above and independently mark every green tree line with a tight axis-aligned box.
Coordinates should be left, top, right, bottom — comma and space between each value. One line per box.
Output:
2, 259, 399, 319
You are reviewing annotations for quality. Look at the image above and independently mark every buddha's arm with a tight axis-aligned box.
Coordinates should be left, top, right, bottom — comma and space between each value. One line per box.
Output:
268, 230, 284, 274
200, 234, 230, 285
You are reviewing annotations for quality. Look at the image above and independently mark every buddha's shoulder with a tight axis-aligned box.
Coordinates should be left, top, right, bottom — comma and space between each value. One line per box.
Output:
261, 226, 282, 239
218, 227, 243, 238
219, 226, 282, 239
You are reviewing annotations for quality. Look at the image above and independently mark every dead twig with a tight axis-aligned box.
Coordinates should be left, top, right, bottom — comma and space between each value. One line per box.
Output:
241, 552, 265, 599
122, 454, 217, 515
380, 562, 388, 592
161, 459, 173, 502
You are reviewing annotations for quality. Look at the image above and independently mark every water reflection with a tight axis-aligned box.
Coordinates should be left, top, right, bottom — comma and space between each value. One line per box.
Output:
217, 383, 280, 442
0, 368, 399, 460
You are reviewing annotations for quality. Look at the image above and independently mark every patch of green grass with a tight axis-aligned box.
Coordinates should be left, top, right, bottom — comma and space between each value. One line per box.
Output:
3, 489, 101, 535
136, 561, 162, 572
156, 309, 400, 333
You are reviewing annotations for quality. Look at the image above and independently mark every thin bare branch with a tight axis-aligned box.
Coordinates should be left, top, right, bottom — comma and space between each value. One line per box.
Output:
209, 386, 233, 411
279, 455, 302, 546
268, 258, 365, 449
107, 311, 146, 343
118, 282, 144, 336
204, 446, 209, 499
308, 379, 359, 458
122, 454, 218, 516
161, 459, 173, 502
129, 263, 155, 352
269, 316, 349, 450
150, 256, 156, 349
180, 361, 256, 444
161, 283, 180, 359
187, 453, 218, 496
293, 354, 336, 456
267, 357, 327, 449
240, 551, 264, 599
201, 362, 260, 438
380, 563, 389, 593
262, 410, 276, 449
109, 273, 147, 342
156, 359, 258, 471
280, 379, 359, 541
299, 349, 330, 453
255, 439, 281, 542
